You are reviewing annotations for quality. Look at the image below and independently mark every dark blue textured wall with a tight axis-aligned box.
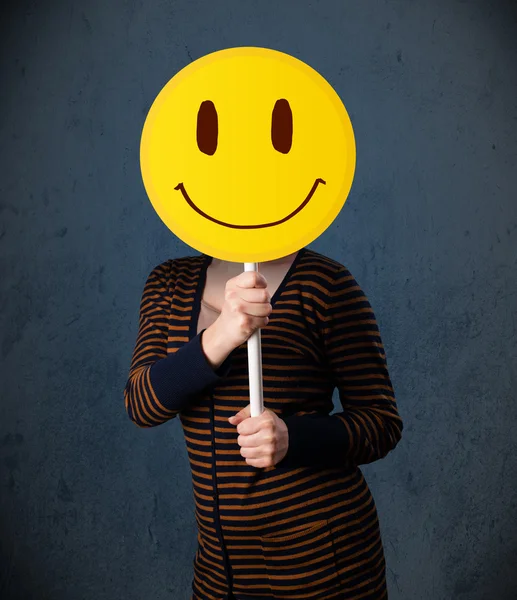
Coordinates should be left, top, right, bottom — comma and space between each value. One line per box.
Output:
1, 1, 516, 598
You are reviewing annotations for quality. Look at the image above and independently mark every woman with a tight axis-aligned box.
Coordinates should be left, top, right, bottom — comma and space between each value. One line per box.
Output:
124, 246, 403, 600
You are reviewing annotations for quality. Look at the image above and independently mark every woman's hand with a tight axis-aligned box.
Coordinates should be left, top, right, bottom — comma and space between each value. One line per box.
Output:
211, 270, 272, 352
229, 404, 289, 468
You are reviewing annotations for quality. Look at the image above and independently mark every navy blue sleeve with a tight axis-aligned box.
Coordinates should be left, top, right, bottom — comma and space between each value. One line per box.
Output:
149, 329, 233, 409
275, 414, 350, 469
124, 261, 233, 428
276, 265, 403, 470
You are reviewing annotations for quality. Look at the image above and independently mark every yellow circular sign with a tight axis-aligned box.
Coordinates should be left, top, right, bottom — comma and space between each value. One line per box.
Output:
140, 46, 356, 263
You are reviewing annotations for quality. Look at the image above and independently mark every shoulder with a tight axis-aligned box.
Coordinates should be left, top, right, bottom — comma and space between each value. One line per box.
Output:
147, 253, 205, 281
301, 248, 352, 290
145, 255, 204, 292
301, 248, 371, 320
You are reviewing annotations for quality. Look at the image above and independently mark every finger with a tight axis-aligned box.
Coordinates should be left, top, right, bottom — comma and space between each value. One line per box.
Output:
238, 302, 271, 318
244, 456, 270, 469
237, 287, 271, 304
228, 404, 251, 425
240, 447, 271, 461
236, 415, 265, 436
239, 445, 266, 459
236, 430, 265, 448
235, 271, 268, 289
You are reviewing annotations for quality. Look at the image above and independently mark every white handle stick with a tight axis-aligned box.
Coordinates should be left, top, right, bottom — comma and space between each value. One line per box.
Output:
244, 262, 264, 417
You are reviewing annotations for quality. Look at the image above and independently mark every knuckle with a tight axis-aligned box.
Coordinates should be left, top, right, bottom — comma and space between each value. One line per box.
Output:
231, 299, 242, 313
238, 313, 249, 328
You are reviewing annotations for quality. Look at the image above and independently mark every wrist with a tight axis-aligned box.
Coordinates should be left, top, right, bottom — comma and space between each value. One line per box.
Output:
201, 322, 233, 369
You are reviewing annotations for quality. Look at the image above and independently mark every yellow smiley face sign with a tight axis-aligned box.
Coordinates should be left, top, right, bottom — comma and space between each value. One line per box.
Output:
140, 46, 356, 263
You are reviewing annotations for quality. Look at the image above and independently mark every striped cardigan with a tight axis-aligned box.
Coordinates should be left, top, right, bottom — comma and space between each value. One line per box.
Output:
124, 246, 403, 600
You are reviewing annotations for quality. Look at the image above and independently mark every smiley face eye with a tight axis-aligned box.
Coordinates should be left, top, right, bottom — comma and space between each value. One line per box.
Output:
271, 99, 292, 154
197, 100, 218, 155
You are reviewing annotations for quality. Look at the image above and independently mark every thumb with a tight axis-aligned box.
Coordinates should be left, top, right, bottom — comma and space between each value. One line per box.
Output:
228, 404, 251, 425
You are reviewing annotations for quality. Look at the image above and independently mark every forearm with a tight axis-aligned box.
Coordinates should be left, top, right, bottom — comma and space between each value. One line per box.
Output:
275, 413, 351, 469
125, 328, 233, 427
201, 321, 235, 370
275, 408, 403, 470
333, 407, 403, 465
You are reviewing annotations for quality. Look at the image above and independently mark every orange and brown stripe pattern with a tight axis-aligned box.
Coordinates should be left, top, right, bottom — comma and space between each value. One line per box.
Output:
124, 247, 403, 599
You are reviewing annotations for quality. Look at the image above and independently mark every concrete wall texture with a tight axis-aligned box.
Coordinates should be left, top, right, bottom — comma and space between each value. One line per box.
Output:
1, 1, 516, 598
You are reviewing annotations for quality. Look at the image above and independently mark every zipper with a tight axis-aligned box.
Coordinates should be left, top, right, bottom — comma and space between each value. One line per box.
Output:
209, 390, 234, 596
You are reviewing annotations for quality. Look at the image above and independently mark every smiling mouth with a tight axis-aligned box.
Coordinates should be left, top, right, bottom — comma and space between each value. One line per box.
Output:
174, 178, 326, 229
